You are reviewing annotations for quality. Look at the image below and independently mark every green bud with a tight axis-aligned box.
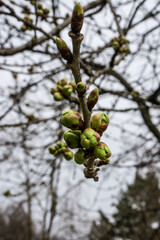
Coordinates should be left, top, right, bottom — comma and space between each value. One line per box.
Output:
25, 114, 34, 121
130, 90, 139, 98
94, 142, 111, 160
38, 2, 43, 9
64, 130, 81, 149
61, 110, 84, 130
58, 78, 68, 86
56, 37, 73, 63
23, 7, 31, 14
87, 88, 99, 111
57, 85, 63, 92
81, 128, 100, 149
24, 15, 30, 21
3, 190, 11, 197
74, 149, 86, 164
119, 46, 130, 53
56, 141, 66, 148
112, 41, 119, 50
43, 8, 50, 15
120, 36, 128, 45
62, 85, 73, 97
57, 147, 65, 154
60, 147, 67, 153
71, 3, 84, 34
24, 15, 33, 23
91, 113, 109, 136
53, 150, 59, 156
112, 37, 119, 42
21, 25, 27, 32
69, 80, 76, 91
29, 17, 33, 23
12, 72, 18, 79
76, 81, 86, 95
23, 5, 28, 10
64, 150, 74, 160
51, 87, 58, 95
37, 9, 43, 16
73, 2, 83, 16
49, 146, 56, 155
54, 92, 64, 101
31, 1, 36, 6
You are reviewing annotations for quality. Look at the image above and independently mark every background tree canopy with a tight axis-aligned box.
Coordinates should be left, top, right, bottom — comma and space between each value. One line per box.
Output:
88, 172, 160, 240
0, 0, 159, 239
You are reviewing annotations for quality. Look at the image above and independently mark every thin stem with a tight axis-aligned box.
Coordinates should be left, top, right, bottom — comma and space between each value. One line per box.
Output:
67, 32, 91, 128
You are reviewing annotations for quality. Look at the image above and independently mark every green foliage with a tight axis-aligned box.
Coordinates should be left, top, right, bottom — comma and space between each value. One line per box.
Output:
88, 172, 160, 239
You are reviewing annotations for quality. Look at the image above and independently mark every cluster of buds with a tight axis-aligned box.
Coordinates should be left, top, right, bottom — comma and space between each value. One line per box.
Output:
22, 1, 50, 23
50, 78, 76, 101
61, 109, 111, 165
49, 141, 73, 160
60, 86, 111, 168
21, 14, 33, 32
50, 79, 111, 179
111, 36, 130, 53
50, 3, 112, 181
36, 2, 50, 17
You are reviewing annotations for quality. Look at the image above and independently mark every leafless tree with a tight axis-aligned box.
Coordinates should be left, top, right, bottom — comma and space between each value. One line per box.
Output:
0, 0, 160, 239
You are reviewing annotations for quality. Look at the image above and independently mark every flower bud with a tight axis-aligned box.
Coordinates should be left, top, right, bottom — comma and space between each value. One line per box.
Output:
25, 114, 34, 121
64, 130, 81, 149
54, 92, 63, 101
112, 41, 119, 51
94, 142, 111, 160
69, 81, 76, 91
21, 25, 27, 32
119, 46, 130, 53
37, 9, 43, 16
130, 90, 139, 98
56, 37, 73, 63
81, 128, 100, 149
87, 88, 99, 111
62, 85, 73, 97
48, 146, 56, 155
56, 141, 66, 149
57, 147, 66, 154
120, 36, 128, 45
51, 87, 58, 95
91, 113, 109, 135
3, 190, 11, 197
76, 81, 86, 95
71, 3, 84, 34
60, 147, 67, 153
31, 1, 36, 6
43, 8, 50, 15
74, 149, 86, 164
38, 2, 43, 9
58, 78, 68, 86
64, 150, 74, 160
24, 15, 30, 21
61, 110, 84, 130
57, 85, 63, 92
